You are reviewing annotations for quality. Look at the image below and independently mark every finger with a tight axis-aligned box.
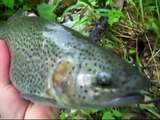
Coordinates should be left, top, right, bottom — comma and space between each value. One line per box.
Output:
28, 13, 36, 17
0, 84, 29, 118
0, 40, 11, 87
25, 103, 60, 119
0, 41, 29, 118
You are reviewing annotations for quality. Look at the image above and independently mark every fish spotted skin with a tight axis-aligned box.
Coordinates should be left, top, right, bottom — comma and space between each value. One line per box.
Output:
0, 10, 149, 108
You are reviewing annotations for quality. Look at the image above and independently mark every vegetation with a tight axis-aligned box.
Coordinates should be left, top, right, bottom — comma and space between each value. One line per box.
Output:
0, 0, 159, 119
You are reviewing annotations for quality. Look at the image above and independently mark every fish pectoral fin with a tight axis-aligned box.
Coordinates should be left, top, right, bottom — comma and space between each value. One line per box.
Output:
21, 93, 59, 107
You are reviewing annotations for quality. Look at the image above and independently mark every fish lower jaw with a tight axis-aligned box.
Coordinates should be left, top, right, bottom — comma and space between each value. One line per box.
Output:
59, 92, 144, 108
106, 92, 145, 107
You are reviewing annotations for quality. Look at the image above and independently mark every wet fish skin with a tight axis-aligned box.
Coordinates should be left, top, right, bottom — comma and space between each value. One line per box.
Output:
0, 10, 149, 108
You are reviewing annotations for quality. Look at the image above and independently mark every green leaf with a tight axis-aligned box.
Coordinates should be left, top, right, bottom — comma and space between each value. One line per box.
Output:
152, 22, 160, 38
80, 109, 91, 116
81, 0, 93, 7
62, 2, 84, 18
107, 9, 123, 26
60, 112, 67, 120
140, 104, 160, 118
23, 4, 32, 11
70, 110, 78, 119
91, 109, 100, 113
101, 38, 115, 48
19, 0, 23, 3
102, 111, 115, 120
37, 3, 57, 21
94, 8, 110, 14
106, 0, 114, 6
129, 49, 136, 54
136, 53, 142, 72
111, 109, 123, 117
108, 17, 119, 26
146, 19, 160, 38
2, 0, 14, 9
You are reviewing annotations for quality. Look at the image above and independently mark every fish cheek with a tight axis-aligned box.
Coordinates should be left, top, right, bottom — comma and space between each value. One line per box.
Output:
52, 61, 75, 97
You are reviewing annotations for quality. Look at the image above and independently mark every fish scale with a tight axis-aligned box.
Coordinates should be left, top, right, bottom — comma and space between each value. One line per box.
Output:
0, 9, 149, 108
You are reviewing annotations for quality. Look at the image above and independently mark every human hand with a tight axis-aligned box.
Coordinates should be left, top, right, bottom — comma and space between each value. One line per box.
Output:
0, 14, 59, 119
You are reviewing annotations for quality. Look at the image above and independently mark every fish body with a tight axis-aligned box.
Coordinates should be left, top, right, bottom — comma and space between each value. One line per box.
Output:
0, 10, 149, 108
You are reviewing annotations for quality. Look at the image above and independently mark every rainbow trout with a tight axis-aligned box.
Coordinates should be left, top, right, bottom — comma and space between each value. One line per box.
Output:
0, 10, 149, 108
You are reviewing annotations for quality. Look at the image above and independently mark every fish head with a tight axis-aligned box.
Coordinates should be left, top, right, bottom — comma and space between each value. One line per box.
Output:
74, 58, 150, 108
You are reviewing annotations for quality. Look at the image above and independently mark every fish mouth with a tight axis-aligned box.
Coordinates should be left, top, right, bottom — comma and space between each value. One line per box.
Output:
105, 92, 144, 107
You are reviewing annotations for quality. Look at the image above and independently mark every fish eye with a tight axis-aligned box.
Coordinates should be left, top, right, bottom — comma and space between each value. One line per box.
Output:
95, 71, 113, 88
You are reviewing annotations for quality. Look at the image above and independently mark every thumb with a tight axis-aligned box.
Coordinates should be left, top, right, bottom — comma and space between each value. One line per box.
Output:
0, 40, 11, 86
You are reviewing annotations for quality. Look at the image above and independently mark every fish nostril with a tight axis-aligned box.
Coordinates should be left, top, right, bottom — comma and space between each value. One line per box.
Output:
94, 72, 113, 88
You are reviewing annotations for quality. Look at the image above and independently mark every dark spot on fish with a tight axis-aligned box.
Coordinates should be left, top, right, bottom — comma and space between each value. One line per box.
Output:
21, 74, 25, 78
85, 63, 88, 66
87, 52, 92, 56
88, 68, 92, 72
80, 85, 83, 88
37, 91, 40, 94
81, 48, 85, 52
70, 37, 74, 41
79, 53, 83, 56
72, 66, 75, 70
73, 94, 75, 97
45, 57, 48, 61
97, 58, 101, 61
73, 45, 77, 48
94, 89, 98, 93
83, 56, 87, 60
40, 81, 43, 86
107, 60, 111, 64
84, 90, 88, 93
50, 63, 54, 67
82, 96, 86, 99
58, 54, 63, 59
53, 59, 56, 62
102, 66, 105, 69
33, 89, 36, 93
55, 53, 58, 57
94, 63, 97, 66
68, 71, 72, 75
99, 65, 102, 68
